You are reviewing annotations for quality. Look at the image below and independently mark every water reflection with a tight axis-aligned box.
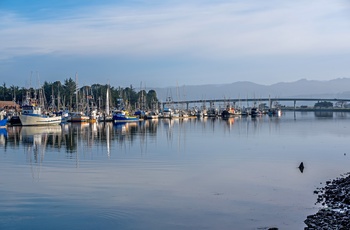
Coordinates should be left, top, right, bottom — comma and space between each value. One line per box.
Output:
106, 122, 110, 158
223, 117, 235, 131
2, 112, 350, 229
20, 126, 62, 180
2, 112, 350, 161
314, 111, 333, 118
0, 128, 7, 146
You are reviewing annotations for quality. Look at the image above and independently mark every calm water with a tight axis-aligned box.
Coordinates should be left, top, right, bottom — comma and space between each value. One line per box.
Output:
1, 111, 350, 230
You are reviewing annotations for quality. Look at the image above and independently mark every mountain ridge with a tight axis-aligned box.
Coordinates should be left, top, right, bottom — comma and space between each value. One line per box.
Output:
153, 78, 350, 101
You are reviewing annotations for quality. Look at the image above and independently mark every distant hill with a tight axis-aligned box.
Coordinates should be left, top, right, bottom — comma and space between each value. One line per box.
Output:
153, 78, 350, 102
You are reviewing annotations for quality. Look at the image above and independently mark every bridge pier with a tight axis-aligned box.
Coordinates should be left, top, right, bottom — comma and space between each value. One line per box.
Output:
294, 100, 296, 110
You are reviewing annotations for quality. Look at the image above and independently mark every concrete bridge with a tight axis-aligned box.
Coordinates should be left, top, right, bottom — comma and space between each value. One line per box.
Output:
161, 98, 350, 110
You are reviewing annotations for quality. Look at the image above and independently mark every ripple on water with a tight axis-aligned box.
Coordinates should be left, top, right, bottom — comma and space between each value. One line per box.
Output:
96, 207, 137, 222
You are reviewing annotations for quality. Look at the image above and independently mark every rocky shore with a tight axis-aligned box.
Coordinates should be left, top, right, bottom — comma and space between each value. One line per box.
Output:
304, 173, 350, 229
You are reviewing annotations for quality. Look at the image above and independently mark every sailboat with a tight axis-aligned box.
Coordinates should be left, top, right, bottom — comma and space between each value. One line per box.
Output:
100, 86, 113, 122
67, 73, 89, 123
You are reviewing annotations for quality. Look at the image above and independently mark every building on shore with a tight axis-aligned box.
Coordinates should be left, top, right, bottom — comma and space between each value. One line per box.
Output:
0, 101, 20, 110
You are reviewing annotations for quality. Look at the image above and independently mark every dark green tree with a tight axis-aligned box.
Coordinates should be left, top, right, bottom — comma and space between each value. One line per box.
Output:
63, 78, 77, 110
146, 89, 158, 109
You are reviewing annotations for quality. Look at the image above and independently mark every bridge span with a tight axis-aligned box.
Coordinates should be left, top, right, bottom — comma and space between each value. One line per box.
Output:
161, 98, 350, 110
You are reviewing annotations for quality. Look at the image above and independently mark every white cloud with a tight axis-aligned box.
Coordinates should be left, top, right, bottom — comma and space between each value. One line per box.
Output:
1, 0, 350, 60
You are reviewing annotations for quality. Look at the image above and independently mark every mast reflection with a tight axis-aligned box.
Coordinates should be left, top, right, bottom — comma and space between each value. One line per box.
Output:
21, 126, 62, 179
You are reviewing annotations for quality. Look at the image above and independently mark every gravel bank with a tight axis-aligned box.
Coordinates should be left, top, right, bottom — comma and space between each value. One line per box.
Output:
304, 173, 350, 229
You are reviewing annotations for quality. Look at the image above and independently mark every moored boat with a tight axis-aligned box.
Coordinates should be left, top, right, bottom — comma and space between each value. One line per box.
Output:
134, 110, 146, 119
162, 108, 172, 119
250, 107, 261, 117
113, 110, 139, 123
221, 105, 235, 118
68, 112, 90, 122
268, 108, 282, 117
145, 111, 159, 119
0, 111, 8, 127
0, 118, 7, 127
19, 105, 61, 126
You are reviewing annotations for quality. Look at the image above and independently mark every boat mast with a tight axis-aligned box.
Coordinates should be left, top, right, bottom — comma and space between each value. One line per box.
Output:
106, 85, 110, 116
75, 72, 79, 112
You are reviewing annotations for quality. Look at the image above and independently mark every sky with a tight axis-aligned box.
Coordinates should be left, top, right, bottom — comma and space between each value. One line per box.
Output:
1, 0, 350, 89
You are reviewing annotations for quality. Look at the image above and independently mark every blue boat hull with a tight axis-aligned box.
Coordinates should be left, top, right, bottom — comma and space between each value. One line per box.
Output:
0, 118, 8, 127
113, 116, 139, 123
113, 114, 139, 123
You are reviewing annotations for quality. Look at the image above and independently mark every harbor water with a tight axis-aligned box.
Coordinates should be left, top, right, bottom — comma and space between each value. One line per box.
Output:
1, 111, 350, 229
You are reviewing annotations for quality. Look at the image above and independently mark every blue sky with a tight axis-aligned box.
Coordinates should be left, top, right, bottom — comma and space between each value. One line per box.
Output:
1, 0, 350, 88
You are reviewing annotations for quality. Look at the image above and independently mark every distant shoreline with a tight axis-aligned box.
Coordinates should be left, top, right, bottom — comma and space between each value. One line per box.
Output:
282, 108, 350, 112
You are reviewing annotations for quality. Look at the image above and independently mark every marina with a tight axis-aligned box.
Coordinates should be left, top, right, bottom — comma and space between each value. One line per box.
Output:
1, 111, 350, 229
3, 92, 350, 127
1, 0, 349, 228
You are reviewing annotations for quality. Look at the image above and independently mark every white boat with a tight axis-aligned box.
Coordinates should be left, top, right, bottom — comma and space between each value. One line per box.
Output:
162, 108, 172, 118
61, 110, 70, 123
145, 111, 159, 119
19, 105, 61, 126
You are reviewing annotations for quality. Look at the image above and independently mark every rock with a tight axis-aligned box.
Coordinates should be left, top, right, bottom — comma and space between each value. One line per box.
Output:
305, 173, 350, 229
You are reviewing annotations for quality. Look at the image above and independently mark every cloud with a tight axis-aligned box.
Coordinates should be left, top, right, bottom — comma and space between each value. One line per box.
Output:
1, 0, 350, 61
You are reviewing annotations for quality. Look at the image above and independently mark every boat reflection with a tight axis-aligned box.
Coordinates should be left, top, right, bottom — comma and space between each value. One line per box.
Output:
0, 128, 7, 146
3, 114, 315, 156
113, 122, 138, 134
21, 126, 62, 147
223, 117, 235, 131
20, 126, 62, 180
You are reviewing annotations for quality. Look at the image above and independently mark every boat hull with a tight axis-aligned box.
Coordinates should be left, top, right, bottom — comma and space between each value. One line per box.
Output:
113, 117, 139, 123
113, 110, 139, 123
0, 118, 8, 127
19, 114, 61, 126
68, 113, 90, 122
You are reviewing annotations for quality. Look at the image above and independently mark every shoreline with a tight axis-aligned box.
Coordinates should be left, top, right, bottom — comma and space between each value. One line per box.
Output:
304, 173, 350, 229
282, 108, 350, 112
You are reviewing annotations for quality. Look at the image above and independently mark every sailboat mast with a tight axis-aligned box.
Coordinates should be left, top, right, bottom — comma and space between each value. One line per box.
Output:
75, 73, 78, 112
106, 86, 110, 115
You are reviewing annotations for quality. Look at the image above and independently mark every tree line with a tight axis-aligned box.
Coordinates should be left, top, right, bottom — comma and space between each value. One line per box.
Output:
0, 79, 159, 111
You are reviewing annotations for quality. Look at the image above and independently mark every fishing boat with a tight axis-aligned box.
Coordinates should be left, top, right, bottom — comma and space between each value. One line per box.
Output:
112, 110, 139, 123
134, 110, 146, 119
19, 105, 62, 126
68, 112, 89, 122
145, 111, 159, 119
268, 101, 282, 117
250, 107, 261, 117
268, 108, 282, 117
221, 105, 236, 118
162, 107, 172, 118
0, 118, 7, 127
0, 111, 8, 127
207, 107, 218, 117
